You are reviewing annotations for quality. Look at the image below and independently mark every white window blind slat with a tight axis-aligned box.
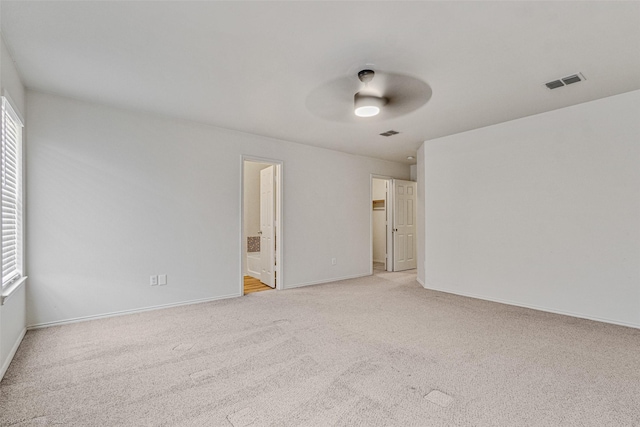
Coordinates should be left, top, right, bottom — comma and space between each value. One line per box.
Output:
1, 97, 23, 288
4, 148, 16, 161
3, 261, 16, 270
5, 138, 16, 151
3, 272, 18, 283
4, 127, 17, 141
1, 188, 16, 196
2, 271, 18, 284
4, 175, 17, 186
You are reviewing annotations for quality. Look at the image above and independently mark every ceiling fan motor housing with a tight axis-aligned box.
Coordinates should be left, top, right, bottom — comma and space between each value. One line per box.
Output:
358, 69, 375, 83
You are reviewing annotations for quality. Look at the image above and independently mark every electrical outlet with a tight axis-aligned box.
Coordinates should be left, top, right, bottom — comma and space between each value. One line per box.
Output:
331, 258, 337, 265
158, 274, 167, 286
150, 275, 158, 286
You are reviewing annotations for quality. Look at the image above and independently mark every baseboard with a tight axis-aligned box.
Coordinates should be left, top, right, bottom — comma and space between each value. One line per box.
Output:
423, 281, 640, 330
285, 272, 371, 290
416, 276, 425, 287
0, 327, 26, 381
27, 293, 241, 330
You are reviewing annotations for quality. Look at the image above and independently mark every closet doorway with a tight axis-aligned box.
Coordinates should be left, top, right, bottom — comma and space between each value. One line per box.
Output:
371, 177, 392, 272
241, 157, 283, 295
371, 175, 417, 273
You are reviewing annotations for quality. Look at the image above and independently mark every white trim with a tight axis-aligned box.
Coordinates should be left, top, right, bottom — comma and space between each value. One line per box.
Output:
0, 276, 27, 305
423, 281, 640, 330
416, 276, 425, 287
284, 272, 371, 290
1, 90, 24, 126
27, 293, 240, 330
240, 155, 284, 292
0, 327, 26, 381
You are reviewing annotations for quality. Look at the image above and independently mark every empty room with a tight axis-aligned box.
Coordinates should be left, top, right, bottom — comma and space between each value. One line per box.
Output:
1, 1, 639, 426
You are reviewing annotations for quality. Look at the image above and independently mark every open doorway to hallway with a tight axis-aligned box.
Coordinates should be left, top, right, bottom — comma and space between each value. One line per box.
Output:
242, 157, 283, 295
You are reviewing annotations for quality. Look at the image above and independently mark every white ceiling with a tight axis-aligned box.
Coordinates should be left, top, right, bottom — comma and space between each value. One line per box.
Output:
2, 1, 639, 164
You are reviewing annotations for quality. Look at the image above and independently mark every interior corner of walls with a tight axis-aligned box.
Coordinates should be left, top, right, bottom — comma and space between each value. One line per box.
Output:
421, 279, 440, 291
0, 36, 26, 119
0, 327, 27, 382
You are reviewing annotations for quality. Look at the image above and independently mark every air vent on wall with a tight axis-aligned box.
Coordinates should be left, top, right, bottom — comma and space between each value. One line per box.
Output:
545, 73, 585, 90
380, 130, 400, 137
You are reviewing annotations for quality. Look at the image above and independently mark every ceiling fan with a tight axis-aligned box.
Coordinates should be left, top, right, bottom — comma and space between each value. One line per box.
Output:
354, 69, 387, 117
306, 68, 432, 122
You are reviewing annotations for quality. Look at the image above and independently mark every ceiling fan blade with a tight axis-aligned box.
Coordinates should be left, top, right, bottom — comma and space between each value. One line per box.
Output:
305, 76, 358, 121
382, 73, 433, 116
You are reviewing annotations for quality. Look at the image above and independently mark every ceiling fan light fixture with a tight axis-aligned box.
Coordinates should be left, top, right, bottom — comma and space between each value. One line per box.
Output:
355, 105, 380, 117
354, 94, 386, 117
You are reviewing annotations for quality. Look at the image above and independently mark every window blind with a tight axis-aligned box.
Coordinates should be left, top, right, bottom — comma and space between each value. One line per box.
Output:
1, 97, 23, 288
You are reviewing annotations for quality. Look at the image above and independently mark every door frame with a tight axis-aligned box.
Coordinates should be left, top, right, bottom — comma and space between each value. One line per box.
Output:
240, 156, 284, 293
370, 174, 394, 274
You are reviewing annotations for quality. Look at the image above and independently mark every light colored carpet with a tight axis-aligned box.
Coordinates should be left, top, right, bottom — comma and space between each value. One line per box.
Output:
1, 270, 639, 426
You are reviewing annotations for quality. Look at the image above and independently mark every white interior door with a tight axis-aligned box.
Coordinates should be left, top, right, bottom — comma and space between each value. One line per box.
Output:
393, 179, 417, 271
260, 166, 275, 287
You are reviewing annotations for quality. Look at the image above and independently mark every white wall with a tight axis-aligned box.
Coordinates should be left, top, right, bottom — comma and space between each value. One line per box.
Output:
372, 179, 386, 264
0, 34, 27, 379
26, 91, 410, 326
420, 90, 640, 328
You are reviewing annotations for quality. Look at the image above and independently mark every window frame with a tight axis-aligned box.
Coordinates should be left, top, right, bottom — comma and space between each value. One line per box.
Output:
1, 94, 24, 291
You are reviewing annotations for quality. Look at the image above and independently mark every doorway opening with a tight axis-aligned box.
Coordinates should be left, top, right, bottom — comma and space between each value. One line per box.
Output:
241, 157, 283, 295
371, 175, 417, 274
372, 177, 391, 272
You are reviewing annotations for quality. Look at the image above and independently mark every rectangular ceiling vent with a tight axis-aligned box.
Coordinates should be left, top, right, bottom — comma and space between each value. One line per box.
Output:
562, 74, 582, 85
380, 130, 400, 137
545, 80, 564, 90
545, 73, 585, 90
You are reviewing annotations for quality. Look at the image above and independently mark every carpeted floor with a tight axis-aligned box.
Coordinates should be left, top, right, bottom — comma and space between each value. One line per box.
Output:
1, 269, 639, 426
